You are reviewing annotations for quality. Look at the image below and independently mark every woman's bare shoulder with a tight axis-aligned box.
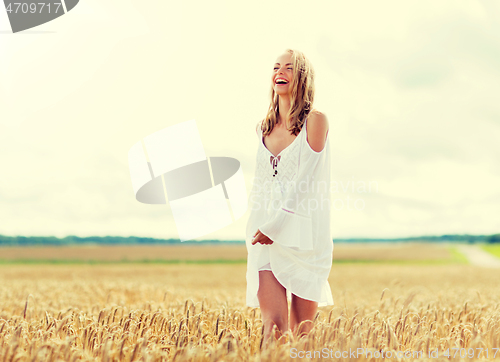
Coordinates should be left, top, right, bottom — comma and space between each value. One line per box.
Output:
309, 109, 328, 119
306, 110, 329, 152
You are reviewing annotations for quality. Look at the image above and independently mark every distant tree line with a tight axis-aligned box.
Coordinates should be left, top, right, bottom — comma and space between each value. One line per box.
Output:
333, 234, 497, 243
487, 234, 500, 243
0, 235, 243, 246
0, 233, 498, 246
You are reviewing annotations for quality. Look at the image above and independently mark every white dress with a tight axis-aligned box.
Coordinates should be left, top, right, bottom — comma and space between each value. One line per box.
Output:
245, 115, 334, 308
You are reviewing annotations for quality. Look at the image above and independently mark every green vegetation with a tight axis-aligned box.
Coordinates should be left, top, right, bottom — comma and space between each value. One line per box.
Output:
0, 258, 249, 265
481, 244, 500, 258
0, 233, 497, 246
0, 252, 468, 266
0, 234, 243, 246
334, 234, 491, 244
449, 247, 469, 264
486, 234, 500, 244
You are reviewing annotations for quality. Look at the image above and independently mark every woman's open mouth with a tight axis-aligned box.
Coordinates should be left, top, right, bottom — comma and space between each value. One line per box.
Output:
275, 78, 289, 86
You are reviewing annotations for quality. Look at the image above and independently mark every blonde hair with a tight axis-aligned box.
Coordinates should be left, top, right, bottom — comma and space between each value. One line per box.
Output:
258, 49, 315, 136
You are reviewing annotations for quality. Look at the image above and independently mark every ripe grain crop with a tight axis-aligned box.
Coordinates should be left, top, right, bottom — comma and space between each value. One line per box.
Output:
0, 263, 499, 361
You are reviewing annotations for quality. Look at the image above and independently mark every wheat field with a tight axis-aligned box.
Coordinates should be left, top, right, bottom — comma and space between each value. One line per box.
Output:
0, 249, 499, 361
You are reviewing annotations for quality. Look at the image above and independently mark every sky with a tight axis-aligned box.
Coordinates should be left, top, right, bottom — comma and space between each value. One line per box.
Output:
0, 0, 499, 240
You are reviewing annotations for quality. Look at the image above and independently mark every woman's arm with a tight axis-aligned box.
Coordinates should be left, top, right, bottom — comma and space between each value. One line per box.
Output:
306, 111, 329, 153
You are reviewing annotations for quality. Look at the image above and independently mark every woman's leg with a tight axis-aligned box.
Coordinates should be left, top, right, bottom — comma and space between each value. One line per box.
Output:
290, 294, 318, 338
257, 270, 288, 345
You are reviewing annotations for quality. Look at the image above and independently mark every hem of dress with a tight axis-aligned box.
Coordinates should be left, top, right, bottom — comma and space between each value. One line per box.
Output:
258, 262, 272, 272
287, 286, 335, 307
246, 298, 334, 308
255, 265, 334, 307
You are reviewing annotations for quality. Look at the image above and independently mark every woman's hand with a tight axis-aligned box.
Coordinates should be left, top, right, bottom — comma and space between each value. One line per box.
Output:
251, 229, 274, 245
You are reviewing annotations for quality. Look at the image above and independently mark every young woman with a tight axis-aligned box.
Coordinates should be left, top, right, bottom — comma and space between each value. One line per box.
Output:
245, 49, 334, 345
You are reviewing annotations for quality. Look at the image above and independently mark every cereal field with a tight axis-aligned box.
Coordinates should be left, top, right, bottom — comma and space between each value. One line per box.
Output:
0, 245, 499, 361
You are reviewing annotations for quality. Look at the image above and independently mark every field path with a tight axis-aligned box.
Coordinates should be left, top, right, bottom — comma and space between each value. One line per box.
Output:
456, 244, 500, 268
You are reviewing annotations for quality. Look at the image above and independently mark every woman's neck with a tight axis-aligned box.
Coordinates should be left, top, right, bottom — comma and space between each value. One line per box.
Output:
277, 95, 291, 127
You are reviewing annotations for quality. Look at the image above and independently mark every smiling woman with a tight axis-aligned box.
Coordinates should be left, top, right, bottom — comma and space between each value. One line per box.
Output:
245, 49, 333, 347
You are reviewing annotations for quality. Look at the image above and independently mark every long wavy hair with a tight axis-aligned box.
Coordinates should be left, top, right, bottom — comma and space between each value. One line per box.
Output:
258, 49, 315, 136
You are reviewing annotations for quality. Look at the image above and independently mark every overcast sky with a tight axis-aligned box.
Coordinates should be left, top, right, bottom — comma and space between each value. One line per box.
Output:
1, 0, 499, 240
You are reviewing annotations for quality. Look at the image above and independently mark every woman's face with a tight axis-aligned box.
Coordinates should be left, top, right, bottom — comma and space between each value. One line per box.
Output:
272, 53, 294, 97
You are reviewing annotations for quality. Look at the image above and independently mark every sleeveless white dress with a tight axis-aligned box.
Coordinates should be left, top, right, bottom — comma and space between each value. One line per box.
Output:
245, 115, 334, 308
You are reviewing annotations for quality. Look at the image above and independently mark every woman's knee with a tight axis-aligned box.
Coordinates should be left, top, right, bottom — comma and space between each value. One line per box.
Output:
263, 314, 287, 331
